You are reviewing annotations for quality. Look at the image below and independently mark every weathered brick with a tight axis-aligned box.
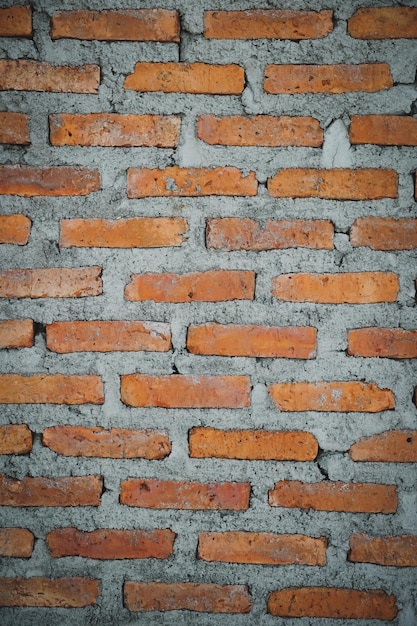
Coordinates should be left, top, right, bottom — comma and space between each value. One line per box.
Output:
197, 115, 323, 146
51, 9, 179, 41
60, 218, 187, 248
47, 528, 175, 559
0, 6, 31, 37
120, 479, 250, 510
0, 528, 34, 557
0, 577, 99, 607
349, 430, 417, 463
43, 426, 171, 460
187, 324, 316, 358
349, 534, 417, 566
350, 217, 417, 250
348, 328, 417, 358
124, 582, 252, 613
189, 427, 318, 461
348, 7, 417, 39
267, 168, 397, 199
206, 218, 333, 251
125, 270, 255, 302
350, 115, 417, 146
268, 480, 397, 513
0, 59, 99, 93
0, 215, 31, 245
204, 10, 332, 40
264, 63, 393, 94
121, 374, 251, 408
269, 381, 394, 412
0, 267, 102, 298
198, 532, 327, 565
0, 424, 32, 455
272, 272, 399, 304
0, 112, 30, 144
124, 62, 244, 94
0, 319, 34, 348
127, 166, 257, 197
268, 587, 397, 619
0, 474, 103, 506
0, 374, 104, 405
0, 165, 100, 196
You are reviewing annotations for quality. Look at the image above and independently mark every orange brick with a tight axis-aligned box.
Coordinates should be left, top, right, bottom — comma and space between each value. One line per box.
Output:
0, 424, 32, 454
0, 6, 31, 37
50, 114, 180, 147
47, 528, 175, 559
268, 587, 397, 619
0, 165, 100, 196
120, 479, 250, 510
127, 166, 257, 198
0, 319, 34, 348
350, 115, 417, 146
349, 534, 417, 566
197, 115, 323, 146
264, 63, 393, 94
0, 59, 99, 93
0, 474, 103, 506
124, 582, 252, 613
51, 9, 179, 41
0, 374, 104, 404
0, 577, 99, 607
189, 427, 318, 461
206, 218, 333, 251
121, 374, 250, 409
269, 381, 394, 412
267, 168, 397, 199
0, 214, 31, 245
0, 528, 34, 557
204, 9, 332, 40
0, 267, 102, 298
198, 532, 327, 565
187, 324, 316, 358
43, 426, 171, 460
348, 328, 417, 358
46, 321, 171, 353
268, 480, 397, 513
125, 270, 255, 303
0, 112, 29, 144
349, 430, 417, 463
348, 7, 417, 39
350, 217, 417, 250
272, 272, 399, 304
60, 218, 187, 248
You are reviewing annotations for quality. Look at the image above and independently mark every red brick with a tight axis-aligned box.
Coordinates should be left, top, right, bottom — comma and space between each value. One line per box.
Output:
125, 270, 255, 302
349, 534, 417, 566
268, 480, 397, 513
124, 582, 252, 613
0, 165, 100, 196
187, 324, 316, 358
120, 479, 250, 510
0, 319, 34, 348
0, 214, 31, 245
0, 374, 104, 404
198, 532, 327, 565
350, 115, 417, 146
124, 62, 244, 94
272, 272, 399, 304
204, 10, 333, 40
349, 430, 417, 463
121, 374, 250, 409
264, 64, 393, 94
350, 217, 417, 250
127, 166, 257, 198
267, 168, 397, 199
189, 427, 318, 461
197, 115, 323, 146
43, 426, 171, 460
0, 6, 31, 37
348, 328, 417, 358
206, 218, 333, 251
0, 528, 34, 557
269, 381, 394, 412
0, 112, 29, 144
0, 474, 103, 506
0, 267, 102, 298
47, 528, 175, 559
268, 587, 397, 619
51, 9, 179, 42
0, 424, 32, 454
0, 577, 99, 607
0, 59, 99, 93
348, 7, 417, 39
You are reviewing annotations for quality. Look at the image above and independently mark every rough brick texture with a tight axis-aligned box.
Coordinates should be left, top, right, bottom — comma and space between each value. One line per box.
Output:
349, 534, 417, 567
348, 328, 417, 358
0, 165, 100, 196
350, 217, 417, 250
0, 112, 30, 144
350, 115, 417, 146
0, 424, 32, 455
0, 577, 100, 607
0, 215, 31, 245
0, 6, 32, 37
348, 7, 417, 39
0, 60, 100, 93
0, 474, 103, 506
0, 319, 34, 348
0, 374, 104, 404
0, 267, 102, 298
349, 431, 417, 463
0, 528, 34, 557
